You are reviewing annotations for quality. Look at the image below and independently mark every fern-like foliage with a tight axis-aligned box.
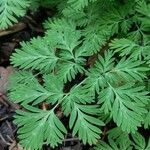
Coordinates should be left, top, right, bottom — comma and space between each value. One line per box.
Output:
69, 104, 104, 145
11, 19, 88, 82
144, 109, 150, 128
15, 105, 67, 149
99, 84, 149, 132
67, 0, 97, 10
110, 38, 150, 59
0, 0, 30, 29
11, 36, 59, 72
94, 127, 150, 150
7, 0, 150, 149
85, 50, 149, 93
9, 73, 64, 105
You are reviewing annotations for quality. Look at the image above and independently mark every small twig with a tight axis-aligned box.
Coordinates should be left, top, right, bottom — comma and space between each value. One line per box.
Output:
0, 116, 9, 121
1, 95, 20, 110
6, 121, 13, 134
6, 135, 14, 143
0, 133, 11, 146
0, 22, 27, 37
102, 127, 108, 140
0, 97, 9, 107
63, 137, 79, 142
43, 137, 79, 145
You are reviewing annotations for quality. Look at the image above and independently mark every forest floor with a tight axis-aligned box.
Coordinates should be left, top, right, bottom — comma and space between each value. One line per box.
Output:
0, 9, 88, 150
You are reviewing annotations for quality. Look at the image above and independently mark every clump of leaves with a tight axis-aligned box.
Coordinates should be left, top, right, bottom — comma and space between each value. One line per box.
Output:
3, 0, 150, 149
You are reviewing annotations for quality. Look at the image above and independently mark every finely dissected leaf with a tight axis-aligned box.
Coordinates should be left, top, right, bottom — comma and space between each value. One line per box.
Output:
9, 73, 64, 105
57, 62, 85, 82
94, 137, 120, 150
108, 127, 132, 149
136, 0, 150, 34
45, 19, 81, 51
67, 0, 97, 10
136, 0, 150, 18
11, 37, 58, 72
110, 38, 149, 59
114, 57, 149, 82
144, 109, 150, 128
45, 19, 86, 82
11, 19, 87, 82
131, 132, 146, 150
9, 81, 51, 105
95, 128, 150, 150
62, 6, 88, 26
9, 71, 36, 86
7, 0, 150, 149
9, 74, 47, 105
45, 111, 67, 148
62, 84, 94, 116
84, 51, 115, 93
131, 131, 150, 150
82, 24, 109, 55
61, 82, 104, 145
44, 18, 76, 31
15, 106, 67, 149
99, 84, 149, 133
0, 0, 30, 29
69, 104, 104, 145
99, 3, 133, 35
85, 50, 149, 93
43, 74, 64, 104
49, 27, 81, 52
110, 38, 138, 56
94, 129, 132, 150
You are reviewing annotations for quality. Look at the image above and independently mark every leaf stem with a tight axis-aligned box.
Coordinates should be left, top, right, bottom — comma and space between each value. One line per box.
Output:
52, 78, 87, 111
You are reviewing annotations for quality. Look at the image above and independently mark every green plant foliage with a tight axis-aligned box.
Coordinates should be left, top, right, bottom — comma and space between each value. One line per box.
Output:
69, 104, 104, 145
0, 0, 30, 29
6, 0, 150, 149
15, 105, 67, 149
99, 84, 149, 132
94, 127, 150, 150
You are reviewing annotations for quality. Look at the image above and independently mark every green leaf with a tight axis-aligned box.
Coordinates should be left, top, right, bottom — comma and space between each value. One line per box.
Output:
84, 51, 115, 94
62, 84, 94, 115
69, 103, 104, 145
44, 18, 76, 31
9, 74, 64, 105
62, 6, 88, 26
144, 109, 150, 128
131, 132, 146, 150
95, 127, 132, 150
86, 50, 149, 91
11, 37, 58, 72
113, 57, 149, 82
110, 38, 138, 56
110, 38, 149, 59
43, 74, 64, 104
15, 106, 67, 149
94, 137, 119, 150
44, 19, 86, 82
99, 4, 133, 35
57, 62, 85, 82
99, 84, 149, 133
82, 24, 109, 55
67, 0, 97, 10
0, 0, 30, 29
136, 0, 150, 18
